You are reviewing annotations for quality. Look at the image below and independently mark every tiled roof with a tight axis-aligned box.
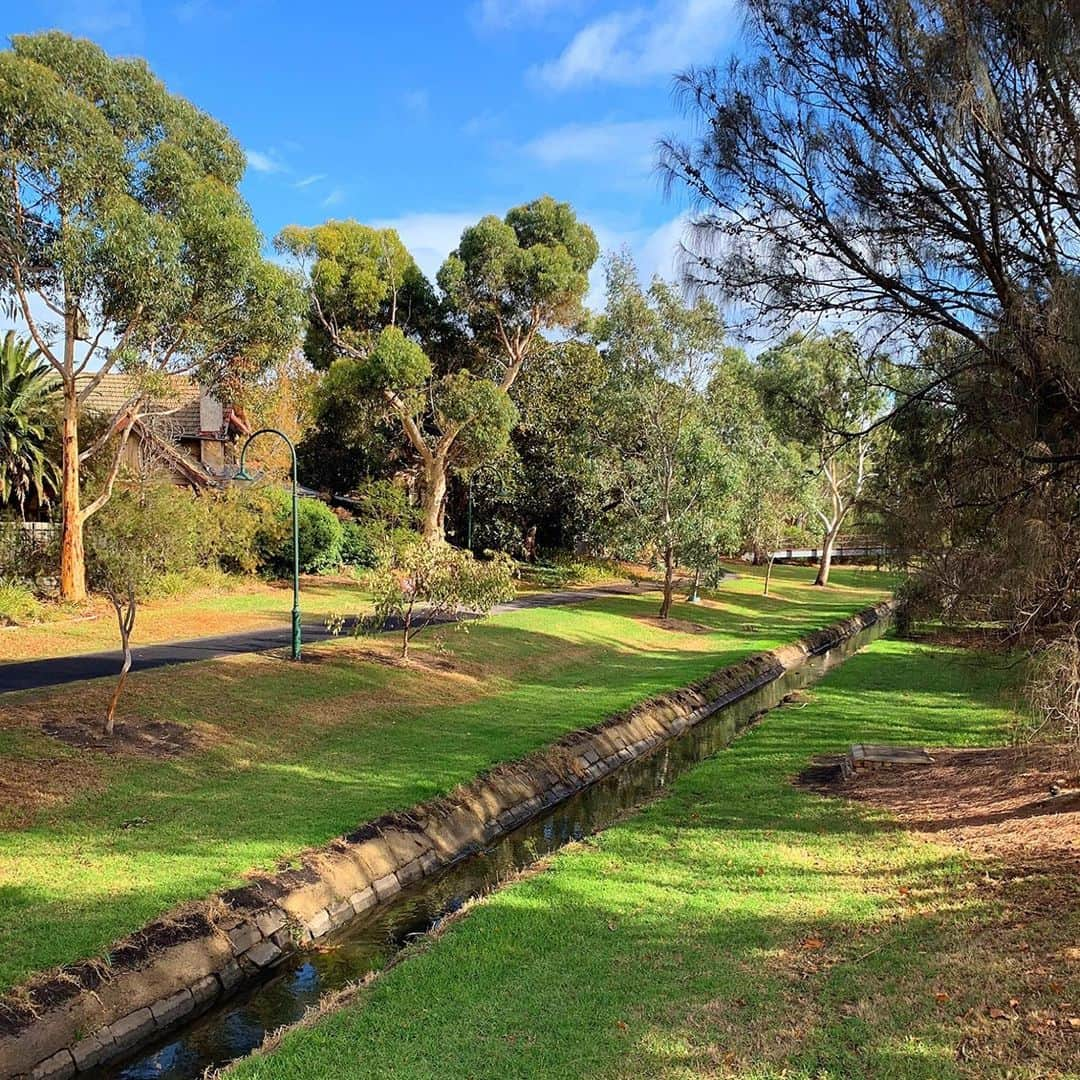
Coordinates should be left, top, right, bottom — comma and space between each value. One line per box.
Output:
76, 373, 203, 436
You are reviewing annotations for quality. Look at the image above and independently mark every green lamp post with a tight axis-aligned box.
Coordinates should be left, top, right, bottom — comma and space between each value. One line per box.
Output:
234, 428, 302, 661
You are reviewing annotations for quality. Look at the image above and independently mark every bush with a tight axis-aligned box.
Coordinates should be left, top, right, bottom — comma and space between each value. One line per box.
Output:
254, 487, 344, 575
0, 522, 57, 585
340, 520, 381, 569
0, 578, 43, 625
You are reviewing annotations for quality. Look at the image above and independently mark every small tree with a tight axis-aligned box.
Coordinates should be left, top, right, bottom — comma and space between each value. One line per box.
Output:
366, 543, 516, 660
598, 255, 739, 619
86, 482, 198, 734
757, 334, 881, 586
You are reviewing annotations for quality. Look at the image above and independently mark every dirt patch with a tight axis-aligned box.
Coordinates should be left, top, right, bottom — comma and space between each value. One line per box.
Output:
799, 744, 1080, 870
301, 644, 460, 675
637, 615, 714, 635
40, 716, 198, 759
0, 756, 103, 830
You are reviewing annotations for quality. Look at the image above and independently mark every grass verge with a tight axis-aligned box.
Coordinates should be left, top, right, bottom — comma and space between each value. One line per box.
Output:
0, 565, 890, 995
229, 636, 1079, 1080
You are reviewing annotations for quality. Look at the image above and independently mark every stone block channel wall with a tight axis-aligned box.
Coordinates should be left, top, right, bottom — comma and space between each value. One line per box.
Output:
1, 600, 893, 1079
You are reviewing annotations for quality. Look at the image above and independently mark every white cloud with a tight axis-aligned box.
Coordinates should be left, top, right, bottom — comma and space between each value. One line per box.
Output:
534, 0, 737, 89
524, 119, 661, 170
294, 173, 327, 189
321, 187, 346, 208
474, 0, 581, 29
371, 211, 490, 284
49, 0, 142, 37
367, 208, 690, 307
403, 89, 430, 116
245, 149, 284, 174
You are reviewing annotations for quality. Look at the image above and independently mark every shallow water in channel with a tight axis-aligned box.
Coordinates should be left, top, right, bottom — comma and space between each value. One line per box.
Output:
94, 614, 887, 1080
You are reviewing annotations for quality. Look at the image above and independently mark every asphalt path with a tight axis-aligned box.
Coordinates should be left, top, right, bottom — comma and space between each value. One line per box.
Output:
0, 584, 644, 694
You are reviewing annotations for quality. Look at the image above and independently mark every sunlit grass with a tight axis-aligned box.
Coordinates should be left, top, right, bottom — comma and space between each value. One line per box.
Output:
231, 636, 1075, 1080
0, 564, 891, 992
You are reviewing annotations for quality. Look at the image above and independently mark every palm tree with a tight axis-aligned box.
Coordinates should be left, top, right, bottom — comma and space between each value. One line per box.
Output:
0, 331, 59, 518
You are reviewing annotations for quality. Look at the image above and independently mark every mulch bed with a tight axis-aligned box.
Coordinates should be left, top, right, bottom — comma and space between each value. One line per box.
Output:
799, 744, 1080, 870
40, 717, 197, 759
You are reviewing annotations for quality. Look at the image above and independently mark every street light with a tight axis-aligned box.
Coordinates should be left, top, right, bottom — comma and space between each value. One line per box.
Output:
234, 428, 302, 661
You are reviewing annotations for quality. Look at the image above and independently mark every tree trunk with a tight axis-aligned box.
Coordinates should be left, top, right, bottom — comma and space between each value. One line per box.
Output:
814, 527, 838, 586
420, 459, 448, 544
59, 383, 86, 601
687, 564, 701, 603
764, 554, 775, 596
105, 609, 133, 736
659, 544, 675, 619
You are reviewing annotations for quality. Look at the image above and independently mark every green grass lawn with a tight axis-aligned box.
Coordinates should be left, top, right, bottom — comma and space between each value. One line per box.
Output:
230, 635, 1078, 1080
0, 565, 891, 994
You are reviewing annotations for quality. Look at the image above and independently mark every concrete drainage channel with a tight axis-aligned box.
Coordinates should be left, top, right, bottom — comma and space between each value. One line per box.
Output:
2, 602, 892, 1080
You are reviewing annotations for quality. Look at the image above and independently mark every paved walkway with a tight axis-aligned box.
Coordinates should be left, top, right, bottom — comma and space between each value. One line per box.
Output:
0, 584, 643, 694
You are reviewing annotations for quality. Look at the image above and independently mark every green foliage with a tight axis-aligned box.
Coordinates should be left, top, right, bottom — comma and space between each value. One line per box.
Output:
277, 221, 437, 370
0, 577, 43, 625
364, 326, 433, 390
255, 487, 344, 575
0, 332, 59, 516
756, 333, 882, 452
365, 543, 517, 657
438, 195, 598, 348
0, 32, 303, 389
437, 372, 517, 470
598, 256, 748, 602
85, 482, 203, 600
340, 521, 382, 569
348, 480, 419, 529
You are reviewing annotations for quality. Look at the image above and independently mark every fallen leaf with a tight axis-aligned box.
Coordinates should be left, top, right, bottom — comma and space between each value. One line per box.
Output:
935, 992, 950, 1003
1067, 1018, 1080, 1030
802, 938, 825, 950
989, 1007, 1010, 1020
756, 866, 765, 876
616, 1020, 629, 1032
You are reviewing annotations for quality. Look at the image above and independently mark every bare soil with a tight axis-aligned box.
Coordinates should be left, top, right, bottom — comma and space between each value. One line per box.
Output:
40, 716, 198, 759
637, 615, 714, 635
800, 743, 1080, 870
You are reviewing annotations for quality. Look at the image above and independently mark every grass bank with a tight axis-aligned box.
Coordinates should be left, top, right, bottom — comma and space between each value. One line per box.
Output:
230, 635, 1078, 1080
0, 566, 890, 994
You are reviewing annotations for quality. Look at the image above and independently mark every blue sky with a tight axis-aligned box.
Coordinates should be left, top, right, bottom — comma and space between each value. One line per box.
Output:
8, 0, 743, 297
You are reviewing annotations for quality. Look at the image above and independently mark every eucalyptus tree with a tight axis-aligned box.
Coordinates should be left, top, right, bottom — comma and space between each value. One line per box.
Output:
0, 32, 302, 599
756, 334, 881, 586
282, 198, 597, 542
0, 331, 59, 518
599, 255, 739, 619
661, 0, 1080, 618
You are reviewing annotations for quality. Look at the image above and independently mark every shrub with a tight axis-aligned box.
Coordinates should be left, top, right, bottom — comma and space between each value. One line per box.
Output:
0, 578, 42, 625
0, 522, 57, 585
340, 520, 381, 568
361, 543, 517, 659
254, 487, 344, 575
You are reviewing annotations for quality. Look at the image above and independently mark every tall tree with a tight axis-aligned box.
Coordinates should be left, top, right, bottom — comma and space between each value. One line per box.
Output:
661, 0, 1080, 620
0, 331, 58, 518
283, 198, 597, 541
599, 255, 740, 619
757, 334, 880, 586
0, 32, 302, 599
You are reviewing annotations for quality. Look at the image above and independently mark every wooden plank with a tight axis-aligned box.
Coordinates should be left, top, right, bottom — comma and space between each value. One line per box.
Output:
850, 744, 934, 767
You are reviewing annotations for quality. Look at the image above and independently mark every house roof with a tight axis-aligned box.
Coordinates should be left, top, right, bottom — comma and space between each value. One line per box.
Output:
76, 373, 203, 436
